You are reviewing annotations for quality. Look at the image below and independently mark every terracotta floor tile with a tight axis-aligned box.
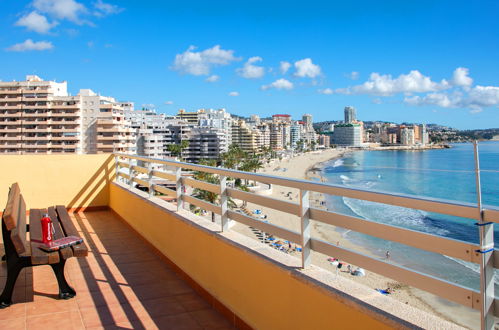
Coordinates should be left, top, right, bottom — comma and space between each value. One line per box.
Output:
0, 317, 26, 330
189, 309, 233, 329
174, 293, 211, 312
26, 310, 83, 330
152, 312, 203, 329
79, 302, 143, 328
133, 296, 186, 318
26, 295, 78, 316
1, 211, 231, 330
0, 302, 25, 320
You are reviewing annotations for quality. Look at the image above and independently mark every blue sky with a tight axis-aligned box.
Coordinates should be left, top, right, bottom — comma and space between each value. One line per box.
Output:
1, 0, 498, 129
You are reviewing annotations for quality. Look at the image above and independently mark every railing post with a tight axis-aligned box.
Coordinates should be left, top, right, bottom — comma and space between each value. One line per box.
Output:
176, 166, 183, 212
148, 162, 154, 198
300, 189, 311, 268
128, 157, 134, 189
220, 175, 229, 231
473, 140, 494, 330
114, 155, 119, 183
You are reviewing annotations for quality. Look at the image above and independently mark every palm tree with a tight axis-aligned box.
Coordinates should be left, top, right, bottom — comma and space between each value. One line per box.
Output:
167, 140, 189, 161
221, 144, 247, 170
296, 139, 304, 152
240, 156, 263, 186
192, 159, 236, 222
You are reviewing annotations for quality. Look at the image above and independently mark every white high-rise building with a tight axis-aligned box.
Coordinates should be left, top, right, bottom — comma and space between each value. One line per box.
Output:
344, 106, 356, 123
290, 124, 301, 148
400, 127, 415, 145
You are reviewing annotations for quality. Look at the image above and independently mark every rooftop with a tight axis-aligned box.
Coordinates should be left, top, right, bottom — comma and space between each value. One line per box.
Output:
0, 152, 497, 329
0, 210, 233, 329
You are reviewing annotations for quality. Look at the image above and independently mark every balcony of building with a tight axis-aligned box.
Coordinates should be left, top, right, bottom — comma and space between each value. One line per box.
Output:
23, 112, 50, 117
0, 128, 21, 133
0, 90, 21, 95
0, 135, 22, 141
0, 143, 22, 149
23, 104, 50, 110
1, 154, 498, 329
0, 110, 21, 117
0, 97, 23, 102
0, 105, 22, 110
22, 136, 51, 141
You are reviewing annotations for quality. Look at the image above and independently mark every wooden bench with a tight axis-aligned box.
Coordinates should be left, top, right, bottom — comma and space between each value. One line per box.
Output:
0, 183, 88, 308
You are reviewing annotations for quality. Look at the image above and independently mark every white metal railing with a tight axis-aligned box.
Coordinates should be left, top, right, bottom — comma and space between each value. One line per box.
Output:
113, 146, 499, 329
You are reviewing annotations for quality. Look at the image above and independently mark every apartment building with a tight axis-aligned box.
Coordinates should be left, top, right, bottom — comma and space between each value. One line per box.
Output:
177, 109, 205, 125
0, 75, 81, 154
400, 127, 416, 146
198, 108, 233, 147
0, 76, 136, 154
232, 120, 262, 153
290, 124, 301, 148
333, 123, 363, 146
183, 127, 229, 163
80, 89, 136, 154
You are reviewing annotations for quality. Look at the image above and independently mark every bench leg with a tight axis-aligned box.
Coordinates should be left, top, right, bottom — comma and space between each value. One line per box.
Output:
0, 262, 24, 308
50, 259, 76, 299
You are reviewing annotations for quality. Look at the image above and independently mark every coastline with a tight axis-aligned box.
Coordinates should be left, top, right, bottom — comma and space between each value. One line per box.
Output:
232, 147, 475, 329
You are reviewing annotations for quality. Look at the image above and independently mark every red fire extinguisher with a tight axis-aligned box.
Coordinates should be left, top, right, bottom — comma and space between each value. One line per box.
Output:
40, 213, 54, 244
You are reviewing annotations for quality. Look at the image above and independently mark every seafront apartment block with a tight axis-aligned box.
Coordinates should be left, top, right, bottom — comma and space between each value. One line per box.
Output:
0, 75, 135, 154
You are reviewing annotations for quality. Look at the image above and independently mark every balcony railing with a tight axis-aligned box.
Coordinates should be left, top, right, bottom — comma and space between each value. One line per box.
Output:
114, 149, 499, 328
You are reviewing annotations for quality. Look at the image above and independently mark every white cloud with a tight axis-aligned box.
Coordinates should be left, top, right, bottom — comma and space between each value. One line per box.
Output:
466, 86, 499, 108
93, 0, 123, 16
164, 101, 174, 105
404, 85, 499, 110
318, 88, 333, 95
237, 56, 265, 79
280, 61, 291, 74
372, 98, 382, 104
6, 39, 53, 51
294, 58, 321, 78
205, 75, 220, 82
261, 78, 294, 91
452, 67, 473, 87
347, 71, 359, 80
336, 70, 449, 96
172, 45, 240, 76
33, 0, 88, 24
228, 91, 239, 96
405, 93, 457, 108
15, 11, 58, 34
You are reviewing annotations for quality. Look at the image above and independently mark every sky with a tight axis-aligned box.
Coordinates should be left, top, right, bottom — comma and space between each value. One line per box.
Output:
0, 0, 498, 129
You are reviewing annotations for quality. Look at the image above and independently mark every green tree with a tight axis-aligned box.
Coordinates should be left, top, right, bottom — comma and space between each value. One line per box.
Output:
221, 144, 247, 170
192, 159, 236, 222
167, 140, 189, 160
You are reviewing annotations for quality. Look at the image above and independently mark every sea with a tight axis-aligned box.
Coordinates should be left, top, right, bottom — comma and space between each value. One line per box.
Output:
320, 141, 499, 294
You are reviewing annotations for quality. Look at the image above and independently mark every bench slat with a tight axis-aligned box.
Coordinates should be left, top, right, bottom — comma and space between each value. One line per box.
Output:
48, 206, 73, 260
55, 206, 88, 257
29, 209, 60, 265
10, 194, 29, 256
3, 183, 20, 230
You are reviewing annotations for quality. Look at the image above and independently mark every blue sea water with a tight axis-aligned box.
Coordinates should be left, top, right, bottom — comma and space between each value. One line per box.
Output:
321, 141, 499, 293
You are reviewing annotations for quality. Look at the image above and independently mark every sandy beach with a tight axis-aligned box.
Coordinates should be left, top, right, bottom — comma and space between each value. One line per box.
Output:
230, 148, 478, 329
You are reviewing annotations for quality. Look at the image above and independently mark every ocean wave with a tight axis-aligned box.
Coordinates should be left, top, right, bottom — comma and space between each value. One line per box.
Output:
340, 175, 350, 181
333, 159, 344, 167
343, 197, 450, 236
444, 256, 499, 284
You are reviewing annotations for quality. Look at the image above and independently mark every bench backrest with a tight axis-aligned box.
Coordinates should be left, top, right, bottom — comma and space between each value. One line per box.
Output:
2, 183, 28, 255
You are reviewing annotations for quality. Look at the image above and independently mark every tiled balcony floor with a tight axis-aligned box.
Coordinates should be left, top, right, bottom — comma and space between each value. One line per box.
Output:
0, 211, 233, 329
